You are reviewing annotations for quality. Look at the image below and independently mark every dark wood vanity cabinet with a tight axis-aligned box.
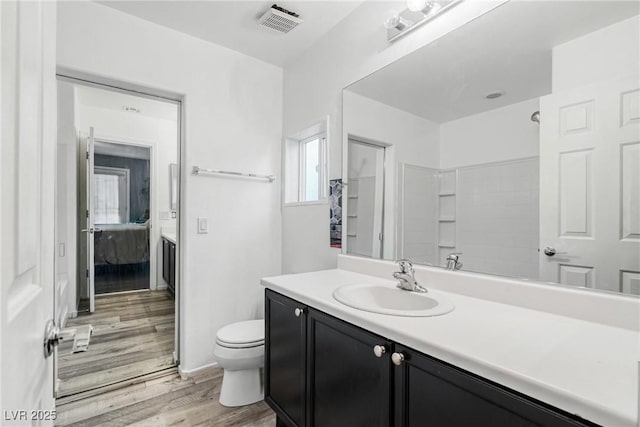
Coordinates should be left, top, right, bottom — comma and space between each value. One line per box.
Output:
162, 238, 175, 295
265, 290, 595, 427
393, 345, 591, 427
266, 290, 392, 427
265, 290, 307, 427
307, 309, 392, 426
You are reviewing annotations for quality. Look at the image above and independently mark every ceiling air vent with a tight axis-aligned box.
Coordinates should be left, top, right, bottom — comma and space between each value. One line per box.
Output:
258, 4, 303, 34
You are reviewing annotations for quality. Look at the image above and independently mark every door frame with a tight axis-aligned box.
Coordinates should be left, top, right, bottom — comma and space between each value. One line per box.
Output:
54, 69, 185, 379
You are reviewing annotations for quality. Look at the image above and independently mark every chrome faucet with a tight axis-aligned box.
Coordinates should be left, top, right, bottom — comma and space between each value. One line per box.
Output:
393, 259, 427, 293
445, 253, 463, 271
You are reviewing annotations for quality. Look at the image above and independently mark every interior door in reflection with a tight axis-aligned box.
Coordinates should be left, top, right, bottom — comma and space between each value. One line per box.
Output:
347, 139, 385, 259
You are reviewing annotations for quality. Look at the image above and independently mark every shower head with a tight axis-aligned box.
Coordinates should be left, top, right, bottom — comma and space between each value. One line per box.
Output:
531, 111, 540, 124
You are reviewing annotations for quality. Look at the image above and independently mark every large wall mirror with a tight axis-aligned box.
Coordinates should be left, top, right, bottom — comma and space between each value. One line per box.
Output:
342, 1, 640, 296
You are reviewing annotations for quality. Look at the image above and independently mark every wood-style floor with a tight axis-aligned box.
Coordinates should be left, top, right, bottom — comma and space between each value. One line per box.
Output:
55, 368, 276, 427
58, 290, 176, 397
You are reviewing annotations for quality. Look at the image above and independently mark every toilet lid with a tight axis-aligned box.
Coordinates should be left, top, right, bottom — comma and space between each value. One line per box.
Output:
216, 319, 264, 346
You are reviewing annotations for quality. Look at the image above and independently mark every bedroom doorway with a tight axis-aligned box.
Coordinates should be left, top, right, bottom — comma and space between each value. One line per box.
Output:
54, 77, 181, 398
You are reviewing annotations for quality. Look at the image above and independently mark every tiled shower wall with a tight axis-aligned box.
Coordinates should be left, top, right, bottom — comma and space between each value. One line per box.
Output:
456, 158, 540, 280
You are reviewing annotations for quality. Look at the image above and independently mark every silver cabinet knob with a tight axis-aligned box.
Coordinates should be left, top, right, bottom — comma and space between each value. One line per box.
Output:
294, 307, 305, 317
391, 352, 405, 366
373, 345, 387, 358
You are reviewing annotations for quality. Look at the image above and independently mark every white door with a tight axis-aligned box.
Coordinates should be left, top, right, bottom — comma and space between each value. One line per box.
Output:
0, 0, 58, 423
539, 77, 640, 294
85, 129, 96, 312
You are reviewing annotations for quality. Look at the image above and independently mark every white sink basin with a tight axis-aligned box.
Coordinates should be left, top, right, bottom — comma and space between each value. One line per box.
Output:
332, 284, 454, 317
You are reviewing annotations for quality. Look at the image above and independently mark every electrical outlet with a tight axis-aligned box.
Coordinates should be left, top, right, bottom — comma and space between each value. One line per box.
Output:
197, 217, 208, 234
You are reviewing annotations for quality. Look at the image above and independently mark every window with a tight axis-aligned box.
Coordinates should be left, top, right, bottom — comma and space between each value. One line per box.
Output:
94, 166, 130, 224
284, 119, 328, 205
299, 135, 326, 202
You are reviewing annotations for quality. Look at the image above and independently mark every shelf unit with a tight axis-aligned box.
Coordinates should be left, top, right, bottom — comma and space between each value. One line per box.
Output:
346, 179, 359, 241
438, 170, 457, 265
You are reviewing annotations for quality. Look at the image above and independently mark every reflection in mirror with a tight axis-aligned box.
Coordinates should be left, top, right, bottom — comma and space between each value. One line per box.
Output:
346, 139, 386, 259
342, 1, 640, 296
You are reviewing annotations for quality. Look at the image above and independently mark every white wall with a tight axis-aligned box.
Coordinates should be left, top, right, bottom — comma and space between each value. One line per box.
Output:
55, 81, 78, 325
76, 104, 178, 290
57, 1, 283, 371
552, 15, 640, 93
439, 97, 540, 169
282, 0, 506, 273
343, 91, 440, 260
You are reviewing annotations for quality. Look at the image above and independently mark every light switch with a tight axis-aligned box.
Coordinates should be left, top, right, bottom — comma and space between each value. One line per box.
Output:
160, 211, 171, 220
59, 243, 65, 257
197, 217, 208, 234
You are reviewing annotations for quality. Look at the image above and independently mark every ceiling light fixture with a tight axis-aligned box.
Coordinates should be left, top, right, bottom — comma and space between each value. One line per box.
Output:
384, 14, 412, 32
407, 0, 428, 12
387, 0, 460, 42
407, 0, 441, 15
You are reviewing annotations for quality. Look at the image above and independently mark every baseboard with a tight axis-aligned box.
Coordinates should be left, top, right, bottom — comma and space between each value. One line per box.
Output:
178, 361, 219, 379
56, 366, 178, 405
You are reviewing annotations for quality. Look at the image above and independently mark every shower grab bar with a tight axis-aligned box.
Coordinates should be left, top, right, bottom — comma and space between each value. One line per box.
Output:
192, 166, 276, 182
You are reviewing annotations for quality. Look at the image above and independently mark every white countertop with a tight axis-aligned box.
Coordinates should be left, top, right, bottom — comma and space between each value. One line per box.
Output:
262, 269, 639, 427
161, 231, 176, 244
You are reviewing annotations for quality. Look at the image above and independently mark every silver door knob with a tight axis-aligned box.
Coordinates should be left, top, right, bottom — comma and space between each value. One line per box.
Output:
80, 227, 102, 234
43, 319, 61, 359
294, 307, 305, 317
543, 246, 568, 257
391, 352, 405, 366
373, 345, 387, 358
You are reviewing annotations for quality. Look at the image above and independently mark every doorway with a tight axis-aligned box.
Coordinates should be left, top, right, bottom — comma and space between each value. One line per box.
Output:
54, 77, 181, 398
346, 139, 386, 259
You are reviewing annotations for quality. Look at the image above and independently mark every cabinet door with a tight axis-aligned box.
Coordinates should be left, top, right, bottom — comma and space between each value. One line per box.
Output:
168, 243, 176, 290
265, 290, 307, 427
162, 239, 169, 284
393, 345, 590, 427
308, 309, 392, 427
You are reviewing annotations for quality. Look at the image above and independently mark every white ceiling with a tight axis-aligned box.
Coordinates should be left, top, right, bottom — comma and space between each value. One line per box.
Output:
347, 1, 639, 123
76, 84, 179, 121
97, 1, 365, 67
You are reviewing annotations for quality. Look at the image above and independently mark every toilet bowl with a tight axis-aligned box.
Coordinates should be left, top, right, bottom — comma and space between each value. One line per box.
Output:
213, 319, 264, 407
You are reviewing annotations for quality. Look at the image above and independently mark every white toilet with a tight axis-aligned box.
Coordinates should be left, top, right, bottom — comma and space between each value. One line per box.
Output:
213, 319, 265, 407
